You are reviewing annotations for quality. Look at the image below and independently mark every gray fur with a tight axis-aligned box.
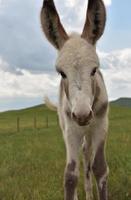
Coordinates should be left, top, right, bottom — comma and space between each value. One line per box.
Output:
40, 1, 109, 200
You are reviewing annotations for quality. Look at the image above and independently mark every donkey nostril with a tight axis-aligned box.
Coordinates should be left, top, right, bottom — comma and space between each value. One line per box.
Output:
88, 111, 93, 119
72, 112, 77, 119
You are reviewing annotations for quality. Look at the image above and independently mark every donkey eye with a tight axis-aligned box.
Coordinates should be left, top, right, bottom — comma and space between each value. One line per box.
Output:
58, 71, 67, 79
91, 67, 97, 76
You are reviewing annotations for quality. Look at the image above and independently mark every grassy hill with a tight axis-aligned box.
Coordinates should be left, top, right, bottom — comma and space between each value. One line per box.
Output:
0, 104, 57, 133
111, 97, 131, 107
0, 104, 131, 200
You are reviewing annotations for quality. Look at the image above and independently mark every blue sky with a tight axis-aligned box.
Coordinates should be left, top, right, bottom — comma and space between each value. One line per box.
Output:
0, 0, 131, 111
99, 0, 131, 51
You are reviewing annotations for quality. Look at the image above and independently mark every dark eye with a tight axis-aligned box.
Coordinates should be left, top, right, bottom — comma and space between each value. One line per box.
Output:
91, 67, 97, 76
58, 71, 67, 79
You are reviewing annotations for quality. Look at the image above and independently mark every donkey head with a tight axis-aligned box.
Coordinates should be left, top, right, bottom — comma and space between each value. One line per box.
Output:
41, 0, 106, 126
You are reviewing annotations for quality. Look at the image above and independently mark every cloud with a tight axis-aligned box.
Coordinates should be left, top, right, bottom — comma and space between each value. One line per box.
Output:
57, 0, 112, 8
0, 57, 59, 111
104, 0, 112, 6
0, 55, 59, 111
0, 66, 59, 100
0, 57, 9, 71
98, 48, 131, 100
55, 0, 112, 33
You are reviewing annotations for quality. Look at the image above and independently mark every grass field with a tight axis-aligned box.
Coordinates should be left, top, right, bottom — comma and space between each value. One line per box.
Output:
0, 104, 131, 200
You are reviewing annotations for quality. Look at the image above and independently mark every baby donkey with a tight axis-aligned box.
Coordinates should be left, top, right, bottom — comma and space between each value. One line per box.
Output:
41, 0, 109, 199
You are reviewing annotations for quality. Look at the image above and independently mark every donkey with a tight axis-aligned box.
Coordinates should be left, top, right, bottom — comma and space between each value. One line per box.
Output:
41, 0, 109, 199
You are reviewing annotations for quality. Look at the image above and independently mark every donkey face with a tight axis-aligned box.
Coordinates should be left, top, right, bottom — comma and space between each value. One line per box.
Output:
41, 0, 106, 126
56, 35, 99, 126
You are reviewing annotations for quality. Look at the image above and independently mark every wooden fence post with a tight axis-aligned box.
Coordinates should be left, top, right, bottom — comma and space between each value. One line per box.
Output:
34, 115, 37, 129
46, 116, 48, 128
57, 115, 59, 126
17, 117, 20, 132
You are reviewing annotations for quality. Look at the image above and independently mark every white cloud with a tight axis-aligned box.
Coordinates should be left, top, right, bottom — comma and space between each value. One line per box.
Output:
0, 0, 8, 10
65, 0, 76, 7
57, 0, 112, 8
0, 57, 9, 70
98, 48, 131, 100
104, 0, 112, 6
55, 0, 112, 33
0, 58, 59, 100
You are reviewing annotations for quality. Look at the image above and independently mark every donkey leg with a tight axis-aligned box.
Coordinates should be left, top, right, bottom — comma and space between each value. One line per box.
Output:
64, 132, 83, 200
82, 137, 94, 200
92, 141, 109, 200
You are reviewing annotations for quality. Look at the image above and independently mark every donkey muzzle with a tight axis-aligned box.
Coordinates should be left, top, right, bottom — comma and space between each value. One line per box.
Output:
72, 110, 93, 126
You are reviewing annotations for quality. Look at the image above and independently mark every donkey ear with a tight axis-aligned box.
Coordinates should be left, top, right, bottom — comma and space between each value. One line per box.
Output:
40, 0, 68, 49
81, 0, 106, 45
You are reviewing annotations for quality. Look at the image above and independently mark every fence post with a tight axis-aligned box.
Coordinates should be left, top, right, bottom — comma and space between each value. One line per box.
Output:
46, 116, 48, 128
56, 115, 59, 126
17, 117, 20, 132
34, 115, 37, 129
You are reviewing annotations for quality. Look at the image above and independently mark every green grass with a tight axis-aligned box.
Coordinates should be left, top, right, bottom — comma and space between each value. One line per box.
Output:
0, 105, 57, 133
0, 105, 131, 200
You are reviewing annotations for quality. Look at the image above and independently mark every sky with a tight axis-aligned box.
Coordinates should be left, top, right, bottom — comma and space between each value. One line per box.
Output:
0, 0, 131, 111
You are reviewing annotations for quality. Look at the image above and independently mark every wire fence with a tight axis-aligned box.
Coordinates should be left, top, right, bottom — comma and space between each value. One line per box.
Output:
0, 115, 59, 133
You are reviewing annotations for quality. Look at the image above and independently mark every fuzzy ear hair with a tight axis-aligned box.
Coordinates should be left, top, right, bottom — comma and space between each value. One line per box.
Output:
81, 0, 106, 45
40, 0, 68, 49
